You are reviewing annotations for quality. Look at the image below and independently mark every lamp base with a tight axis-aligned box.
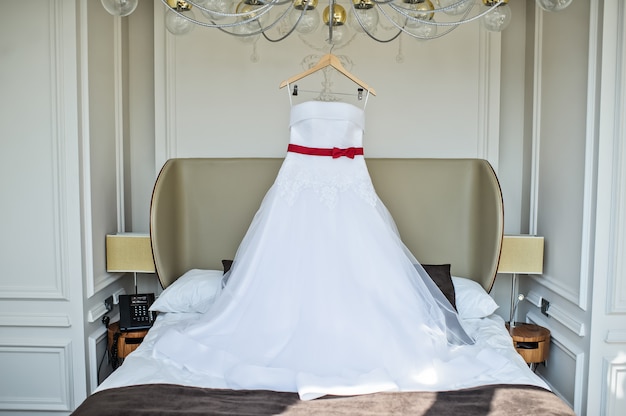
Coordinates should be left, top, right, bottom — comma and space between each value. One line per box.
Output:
509, 273, 518, 325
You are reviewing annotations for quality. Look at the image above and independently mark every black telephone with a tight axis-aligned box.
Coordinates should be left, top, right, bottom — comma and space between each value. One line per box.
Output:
119, 293, 155, 332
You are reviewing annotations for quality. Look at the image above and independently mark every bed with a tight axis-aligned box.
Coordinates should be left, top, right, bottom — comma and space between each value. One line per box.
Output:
73, 158, 574, 415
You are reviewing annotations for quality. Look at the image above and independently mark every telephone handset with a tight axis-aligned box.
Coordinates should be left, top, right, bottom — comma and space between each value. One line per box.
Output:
119, 293, 155, 332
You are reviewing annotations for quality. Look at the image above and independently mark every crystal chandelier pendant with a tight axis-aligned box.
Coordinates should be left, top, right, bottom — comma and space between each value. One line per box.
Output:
348, 0, 379, 34
100, 0, 139, 17
236, 2, 271, 28
233, 23, 261, 43
197, 0, 233, 21
290, 0, 321, 35
232, 1, 267, 42
322, 4, 350, 46
165, 3, 196, 35
436, 0, 473, 16
402, 0, 437, 39
481, 0, 512, 32
536, 0, 573, 12
404, 18, 437, 39
290, 10, 321, 35
403, 0, 436, 21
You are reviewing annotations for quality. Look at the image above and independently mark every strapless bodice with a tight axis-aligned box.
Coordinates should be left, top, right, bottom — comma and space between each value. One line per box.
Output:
289, 101, 364, 149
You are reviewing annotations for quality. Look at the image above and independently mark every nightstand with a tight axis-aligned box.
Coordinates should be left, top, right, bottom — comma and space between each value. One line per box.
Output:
506, 323, 550, 369
107, 321, 148, 367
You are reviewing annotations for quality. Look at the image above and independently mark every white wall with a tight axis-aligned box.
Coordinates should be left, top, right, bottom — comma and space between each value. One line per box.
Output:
0, 1, 88, 413
0, 2, 139, 414
517, 1, 598, 413
79, 0, 135, 391
153, 22, 502, 165
128, 0, 156, 234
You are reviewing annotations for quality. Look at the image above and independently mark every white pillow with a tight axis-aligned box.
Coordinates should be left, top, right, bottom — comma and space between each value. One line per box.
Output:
149, 269, 223, 313
452, 276, 499, 319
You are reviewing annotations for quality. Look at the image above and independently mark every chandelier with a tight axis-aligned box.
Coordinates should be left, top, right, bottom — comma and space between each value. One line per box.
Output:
101, 0, 572, 43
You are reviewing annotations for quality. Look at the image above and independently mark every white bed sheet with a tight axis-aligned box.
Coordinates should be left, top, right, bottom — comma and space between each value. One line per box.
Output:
96, 310, 549, 394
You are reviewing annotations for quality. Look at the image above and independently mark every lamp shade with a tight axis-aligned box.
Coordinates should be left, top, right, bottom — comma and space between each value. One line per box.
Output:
106, 233, 156, 273
497, 235, 544, 274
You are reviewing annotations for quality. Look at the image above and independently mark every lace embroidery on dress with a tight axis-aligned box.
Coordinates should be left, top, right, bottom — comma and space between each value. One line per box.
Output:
276, 158, 377, 208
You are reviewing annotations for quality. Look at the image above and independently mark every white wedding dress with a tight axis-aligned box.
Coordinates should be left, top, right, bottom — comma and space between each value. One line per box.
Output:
153, 101, 504, 400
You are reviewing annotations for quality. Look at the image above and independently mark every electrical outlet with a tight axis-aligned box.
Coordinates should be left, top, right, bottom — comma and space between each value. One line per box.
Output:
541, 299, 550, 317
104, 295, 114, 312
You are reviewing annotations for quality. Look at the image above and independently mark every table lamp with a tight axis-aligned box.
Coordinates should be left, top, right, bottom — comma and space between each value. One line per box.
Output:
498, 235, 544, 327
106, 233, 155, 294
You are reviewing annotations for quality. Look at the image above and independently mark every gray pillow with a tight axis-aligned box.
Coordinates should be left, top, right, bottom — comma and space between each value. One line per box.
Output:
422, 263, 456, 311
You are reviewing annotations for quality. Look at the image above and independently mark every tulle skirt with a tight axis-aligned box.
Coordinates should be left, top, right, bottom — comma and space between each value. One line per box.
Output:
154, 154, 496, 400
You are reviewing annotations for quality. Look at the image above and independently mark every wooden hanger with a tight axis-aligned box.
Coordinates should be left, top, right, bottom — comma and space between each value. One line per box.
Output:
279, 53, 376, 96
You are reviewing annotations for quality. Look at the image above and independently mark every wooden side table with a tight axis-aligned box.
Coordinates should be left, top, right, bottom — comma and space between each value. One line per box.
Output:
107, 321, 149, 367
506, 323, 550, 369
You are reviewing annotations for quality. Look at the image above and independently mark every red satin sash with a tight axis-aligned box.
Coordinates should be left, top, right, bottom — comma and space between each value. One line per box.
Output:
287, 144, 364, 159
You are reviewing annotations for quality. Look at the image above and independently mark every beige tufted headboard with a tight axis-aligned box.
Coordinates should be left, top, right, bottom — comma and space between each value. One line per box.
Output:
150, 158, 503, 292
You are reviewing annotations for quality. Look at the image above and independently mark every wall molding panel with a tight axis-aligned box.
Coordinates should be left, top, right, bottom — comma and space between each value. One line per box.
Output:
153, 9, 167, 174
579, 0, 602, 313
50, 0, 72, 303
80, 0, 125, 297
607, 60, 626, 313
539, 303, 586, 337
163, 32, 179, 165
78, 0, 97, 298
550, 336, 585, 414
529, 7, 544, 236
0, 282, 66, 300
527, 309, 585, 338
477, 28, 502, 172
527, 311, 584, 414
0, 314, 71, 328
87, 303, 109, 324
0, 0, 69, 302
531, 274, 580, 309
113, 16, 127, 234
87, 326, 109, 393
154, 9, 177, 171
0, 339, 73, 411
606, 329, 626, 344
602, 359, 626, 415
530, 1, 598, 310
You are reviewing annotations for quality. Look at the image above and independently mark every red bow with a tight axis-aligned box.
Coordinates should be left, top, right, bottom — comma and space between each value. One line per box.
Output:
287, 144, 364, 159
332, 147, 361, 159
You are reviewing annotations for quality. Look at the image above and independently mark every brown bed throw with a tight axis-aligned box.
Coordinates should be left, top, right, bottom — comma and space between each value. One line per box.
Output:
73, 383, 574, 416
